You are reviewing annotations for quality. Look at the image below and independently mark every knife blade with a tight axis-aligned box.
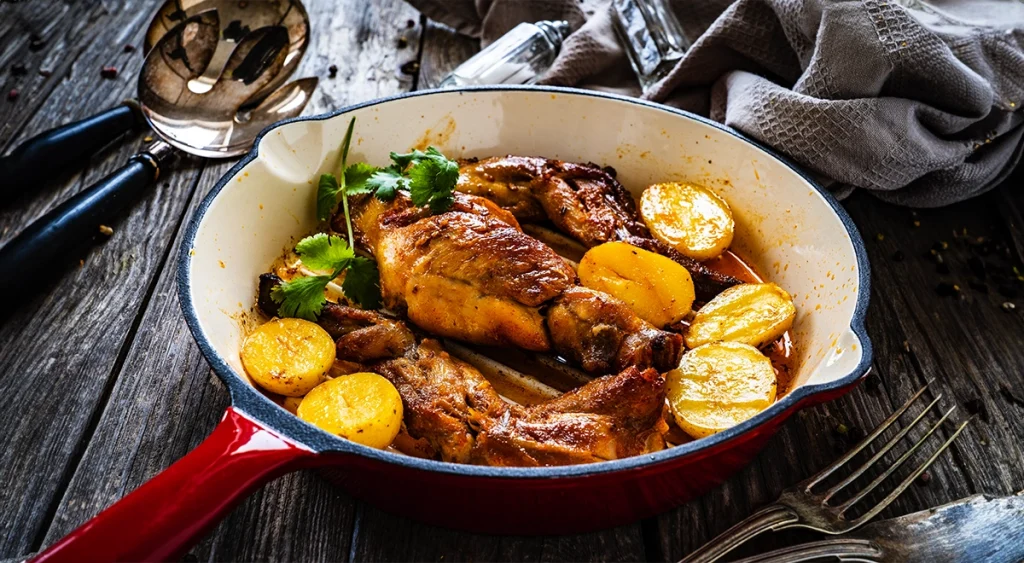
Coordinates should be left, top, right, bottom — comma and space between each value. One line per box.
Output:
731, 491, 1024, 563
854, 491, 1024, 562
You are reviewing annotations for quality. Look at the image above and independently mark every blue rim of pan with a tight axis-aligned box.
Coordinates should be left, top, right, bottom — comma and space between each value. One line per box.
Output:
177, 85, 873, 479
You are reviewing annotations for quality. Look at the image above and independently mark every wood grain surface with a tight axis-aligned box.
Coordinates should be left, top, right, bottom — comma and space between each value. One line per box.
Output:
0, 2, 1021, 561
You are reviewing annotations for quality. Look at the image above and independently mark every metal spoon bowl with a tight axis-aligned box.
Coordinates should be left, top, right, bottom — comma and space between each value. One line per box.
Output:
144, 0, 310, 98
140, 10, 317, 157
0, 0, 312, 199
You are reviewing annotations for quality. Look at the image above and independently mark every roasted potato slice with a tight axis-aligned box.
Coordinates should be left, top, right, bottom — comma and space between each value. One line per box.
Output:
578, 241, 696, 327
281, 396, 303, 415
667, 342, 777, 438
640, 182, 734, 260
241, 318, 336, 396
686, 283, 796, 349
298, 373, 403, 449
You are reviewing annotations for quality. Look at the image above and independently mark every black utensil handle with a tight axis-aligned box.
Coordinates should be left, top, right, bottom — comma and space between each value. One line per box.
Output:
0, 101, 143, 202
0, 154, 158, 294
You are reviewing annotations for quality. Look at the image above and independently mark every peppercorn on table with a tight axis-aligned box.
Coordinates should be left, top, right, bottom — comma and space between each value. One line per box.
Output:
0, 1, 1022, 560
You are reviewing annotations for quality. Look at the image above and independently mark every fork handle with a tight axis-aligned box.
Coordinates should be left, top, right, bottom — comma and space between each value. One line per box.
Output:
680, 504, 800, 563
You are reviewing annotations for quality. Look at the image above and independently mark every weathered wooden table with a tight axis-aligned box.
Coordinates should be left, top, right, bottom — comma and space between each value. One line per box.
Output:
2, 1, 1022, 560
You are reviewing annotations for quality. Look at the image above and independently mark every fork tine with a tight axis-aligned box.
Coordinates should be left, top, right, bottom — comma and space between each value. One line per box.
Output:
849, 417, 971, 526
822, 394, 943, 502
804, 383, 931, 490
838, 406, 960, 516
729, 538, 884, 563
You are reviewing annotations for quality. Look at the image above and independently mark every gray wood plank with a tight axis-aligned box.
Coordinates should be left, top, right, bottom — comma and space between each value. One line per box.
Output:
998, 169, 1024, 266
0, 150, 203, 554
0, 0, 142, 150
351, 502, 647, 562
0, 2, 207, 556
0, 158, 203, 558
35, 0, 423, 560
0, 0, 157, 214
849, 193, 1024, 493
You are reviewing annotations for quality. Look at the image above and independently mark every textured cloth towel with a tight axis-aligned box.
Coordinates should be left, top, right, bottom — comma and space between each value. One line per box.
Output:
407, 0, 1024, 206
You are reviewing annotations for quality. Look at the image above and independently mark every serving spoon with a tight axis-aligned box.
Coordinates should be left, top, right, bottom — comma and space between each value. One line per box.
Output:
145, 0, 309, 96
0, 0, 310, 200
0, 11, 317, 295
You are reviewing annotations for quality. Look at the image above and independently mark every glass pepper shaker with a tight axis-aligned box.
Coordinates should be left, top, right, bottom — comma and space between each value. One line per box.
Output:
438, 20, 571, 88
611, 0, 690, 93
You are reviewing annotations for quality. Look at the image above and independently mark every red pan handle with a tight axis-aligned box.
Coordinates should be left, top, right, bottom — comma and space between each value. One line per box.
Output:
33, 407, 316, 562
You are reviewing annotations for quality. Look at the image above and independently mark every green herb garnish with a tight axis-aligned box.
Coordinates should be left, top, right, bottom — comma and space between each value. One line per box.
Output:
285, 120, 460, 320
371, 147, 459, 213
270, 233, 382, 319
317, 117, 358, 245
275, 117, 383, 318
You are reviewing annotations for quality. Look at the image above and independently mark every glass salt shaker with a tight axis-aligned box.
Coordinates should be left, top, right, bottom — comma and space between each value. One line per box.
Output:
611, 0, 690, 93
438, 21, 571, 88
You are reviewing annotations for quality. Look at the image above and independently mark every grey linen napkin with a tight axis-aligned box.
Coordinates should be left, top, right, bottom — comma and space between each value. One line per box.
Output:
407, 0, 1024, 206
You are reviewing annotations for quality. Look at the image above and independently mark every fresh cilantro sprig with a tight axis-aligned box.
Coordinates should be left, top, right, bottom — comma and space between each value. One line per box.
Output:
274, 118, 384, 318
361, 147, 459, 213
294, 119, 459, 319
316, 117, 359, 245
270, 233, 381, 319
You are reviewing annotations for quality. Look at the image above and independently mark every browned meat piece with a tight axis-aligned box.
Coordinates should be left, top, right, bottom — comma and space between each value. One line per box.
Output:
320, 305, 667, 466
257, 273, 283, 317
344, 190, 522, 250
457, 156, 740, 300
376, 339, 507, 462
356, 192, 577, 351
322, 304, 415, 362
547, 286, 683, 374
257, 274, 415, 361
346, 192, 682, 374
457, 156, 547, 221
346, 191, 682, 372
472, 366, 667, 466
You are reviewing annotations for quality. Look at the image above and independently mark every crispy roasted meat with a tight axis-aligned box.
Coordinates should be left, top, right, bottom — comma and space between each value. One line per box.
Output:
320, 305, 668, 466
345, 192, 682, 373
472, 365, 667, 466
457, 156, 740, 300
457, 156, 547, 221
547, 287, 683, 374
352, 192, 577, 352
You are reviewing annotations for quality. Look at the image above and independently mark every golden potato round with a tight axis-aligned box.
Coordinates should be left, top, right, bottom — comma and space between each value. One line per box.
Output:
281, 396, 304, 415
578, 241, 695, 327
640, 182, 734, 260
298, 373, 403, 449
667, 342, 777, 439
241, 318, 336, 397
686, 282, 796, 349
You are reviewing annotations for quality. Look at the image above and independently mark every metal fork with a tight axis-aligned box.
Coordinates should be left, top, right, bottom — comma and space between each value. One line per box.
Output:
729, 539, 884, 563
681, 383, 971, 563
